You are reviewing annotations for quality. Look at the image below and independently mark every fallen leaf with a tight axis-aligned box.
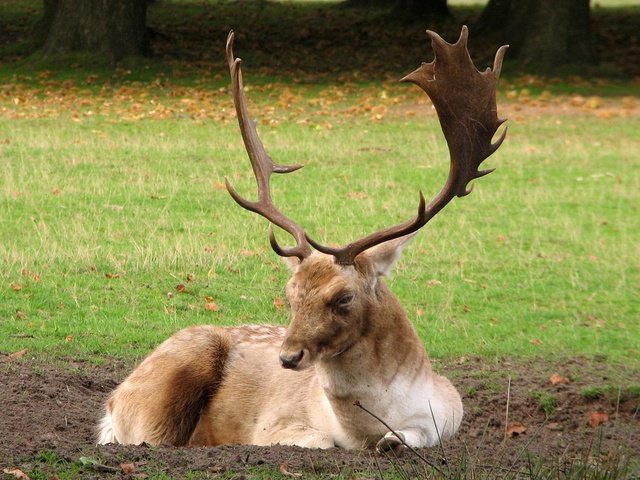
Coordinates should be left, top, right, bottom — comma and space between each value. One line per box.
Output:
16, 310, 27, 320
120, 463, 136, 475
273, 297, 285, 310
347, 191, 368, 200
65, 335, 74, 343
52, 186, 61, 195
530, 338, 542, 345
589, 411, 609, 428
8, 348, 28, 360
105, 273, 120, 279
10, 282, 22, 291
550, 373, 570, 385
506, 422, 527, 437
3, 468, 30, 480
415, 308, 424, 316
185, 273, 195, 282
279, 463, 302, 478
204, 301, 219, 311
585, 96, 602, 109
176, 284, 186, 293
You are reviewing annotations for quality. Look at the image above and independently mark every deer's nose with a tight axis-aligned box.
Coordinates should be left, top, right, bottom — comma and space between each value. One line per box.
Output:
279, 350, 304, 369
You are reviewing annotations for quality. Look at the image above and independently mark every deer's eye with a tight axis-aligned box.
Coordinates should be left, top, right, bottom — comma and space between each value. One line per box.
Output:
332, 292, 355, 314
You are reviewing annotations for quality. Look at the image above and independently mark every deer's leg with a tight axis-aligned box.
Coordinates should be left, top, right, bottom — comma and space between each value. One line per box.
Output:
375, 426, 436, 451
253, 423, 335, 449
98, 326, 232, 446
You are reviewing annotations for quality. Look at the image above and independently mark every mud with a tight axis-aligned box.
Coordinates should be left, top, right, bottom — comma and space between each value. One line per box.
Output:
1, 355, 638, 478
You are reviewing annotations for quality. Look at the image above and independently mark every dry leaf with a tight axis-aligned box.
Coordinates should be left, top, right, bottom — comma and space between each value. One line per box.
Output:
347, 191, 368, 200
185, 273, 195, 282
8, 348, 28, 360
175, 284, 186, 293
585, 96, 602, 109
506, 422, 527, 437
10, 282, 22, 291
550, 373, 570, 385
589, 411, 609, 427
120, 463, 136, 475
530, 338, 542, 345
65, 335, 74, 343
105, 273, 120, 279
204, 301, 219, 311
415, 308, 424, 317
273, 297, 285, 310
16, 310, 27, 320
3, 468, 31, 480
279, 463, 302, 478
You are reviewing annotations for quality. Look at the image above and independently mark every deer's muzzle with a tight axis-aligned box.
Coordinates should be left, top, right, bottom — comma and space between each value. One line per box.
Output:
279, 350, 304, 369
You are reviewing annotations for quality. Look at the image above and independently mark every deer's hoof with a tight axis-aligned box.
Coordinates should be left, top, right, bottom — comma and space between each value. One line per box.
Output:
376, 432, 406, 455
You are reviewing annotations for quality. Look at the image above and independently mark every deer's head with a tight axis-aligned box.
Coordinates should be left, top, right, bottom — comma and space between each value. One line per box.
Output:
225, 28, 507, 370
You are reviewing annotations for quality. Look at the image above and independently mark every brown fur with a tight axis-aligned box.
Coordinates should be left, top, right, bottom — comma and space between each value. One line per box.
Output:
99, 241, 463, 450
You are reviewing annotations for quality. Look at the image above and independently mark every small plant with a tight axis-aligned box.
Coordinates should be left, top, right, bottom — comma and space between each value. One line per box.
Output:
530, 390, 557, 416
466, 386, 478, 398
581, 386, 605, 400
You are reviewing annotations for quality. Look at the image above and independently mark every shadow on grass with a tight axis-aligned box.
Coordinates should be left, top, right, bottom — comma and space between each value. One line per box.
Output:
1, 0, 640, 87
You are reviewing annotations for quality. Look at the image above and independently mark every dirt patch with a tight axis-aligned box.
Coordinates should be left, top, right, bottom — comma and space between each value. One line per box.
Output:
1, 356, 638, 478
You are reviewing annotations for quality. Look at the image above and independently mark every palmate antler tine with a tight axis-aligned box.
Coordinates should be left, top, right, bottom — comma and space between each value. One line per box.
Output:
311, 26, 508, 265
225, 31, 312, 260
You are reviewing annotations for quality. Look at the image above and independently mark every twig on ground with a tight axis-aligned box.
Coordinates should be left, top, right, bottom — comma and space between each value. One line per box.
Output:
353, 400, 443, 475
503, 375, 511, 445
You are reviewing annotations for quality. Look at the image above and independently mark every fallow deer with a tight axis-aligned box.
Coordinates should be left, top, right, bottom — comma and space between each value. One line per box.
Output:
98, 26, 507, 451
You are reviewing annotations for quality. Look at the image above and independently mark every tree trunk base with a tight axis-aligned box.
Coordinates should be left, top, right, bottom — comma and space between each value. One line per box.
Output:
39, 0, 149, 61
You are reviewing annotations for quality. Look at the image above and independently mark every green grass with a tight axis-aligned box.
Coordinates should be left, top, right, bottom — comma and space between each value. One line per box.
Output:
530, 390, 558, 416
1, 103, 638, 363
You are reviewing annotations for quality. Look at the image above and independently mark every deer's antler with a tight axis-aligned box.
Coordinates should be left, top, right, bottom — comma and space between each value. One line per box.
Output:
225, 31, 312, 260
226, 27, 507, 265
309, 26, 508, 264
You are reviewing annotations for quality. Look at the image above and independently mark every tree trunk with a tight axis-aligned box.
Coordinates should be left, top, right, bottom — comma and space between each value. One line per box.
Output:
474, 0, 511, 36
39, 0, 149, 60
475, 0, 593, 71
395, 0, 449, 17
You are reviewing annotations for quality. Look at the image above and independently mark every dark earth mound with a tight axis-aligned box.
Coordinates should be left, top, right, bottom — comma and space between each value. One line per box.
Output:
1, 355, 638, 478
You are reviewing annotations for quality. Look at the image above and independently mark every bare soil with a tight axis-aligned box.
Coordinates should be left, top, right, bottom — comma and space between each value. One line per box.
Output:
1, 355, 638, 478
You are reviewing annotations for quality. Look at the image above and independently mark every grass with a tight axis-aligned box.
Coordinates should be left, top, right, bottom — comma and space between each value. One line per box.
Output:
530, 390, 558, 417
1, 104, 639, 362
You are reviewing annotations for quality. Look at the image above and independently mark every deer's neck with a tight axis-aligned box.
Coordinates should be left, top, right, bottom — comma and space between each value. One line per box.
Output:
314, 282, 430, 400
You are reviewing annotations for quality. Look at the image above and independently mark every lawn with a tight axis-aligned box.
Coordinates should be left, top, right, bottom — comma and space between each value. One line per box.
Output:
1, 106, 639, 363
1, 0, 639, 478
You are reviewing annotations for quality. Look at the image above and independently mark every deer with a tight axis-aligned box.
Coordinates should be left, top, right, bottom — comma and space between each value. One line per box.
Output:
97, 26, 507, 452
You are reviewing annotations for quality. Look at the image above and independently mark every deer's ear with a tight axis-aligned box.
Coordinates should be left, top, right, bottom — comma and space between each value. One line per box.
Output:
282, 256, 302, 272
360, 232, 418, 277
